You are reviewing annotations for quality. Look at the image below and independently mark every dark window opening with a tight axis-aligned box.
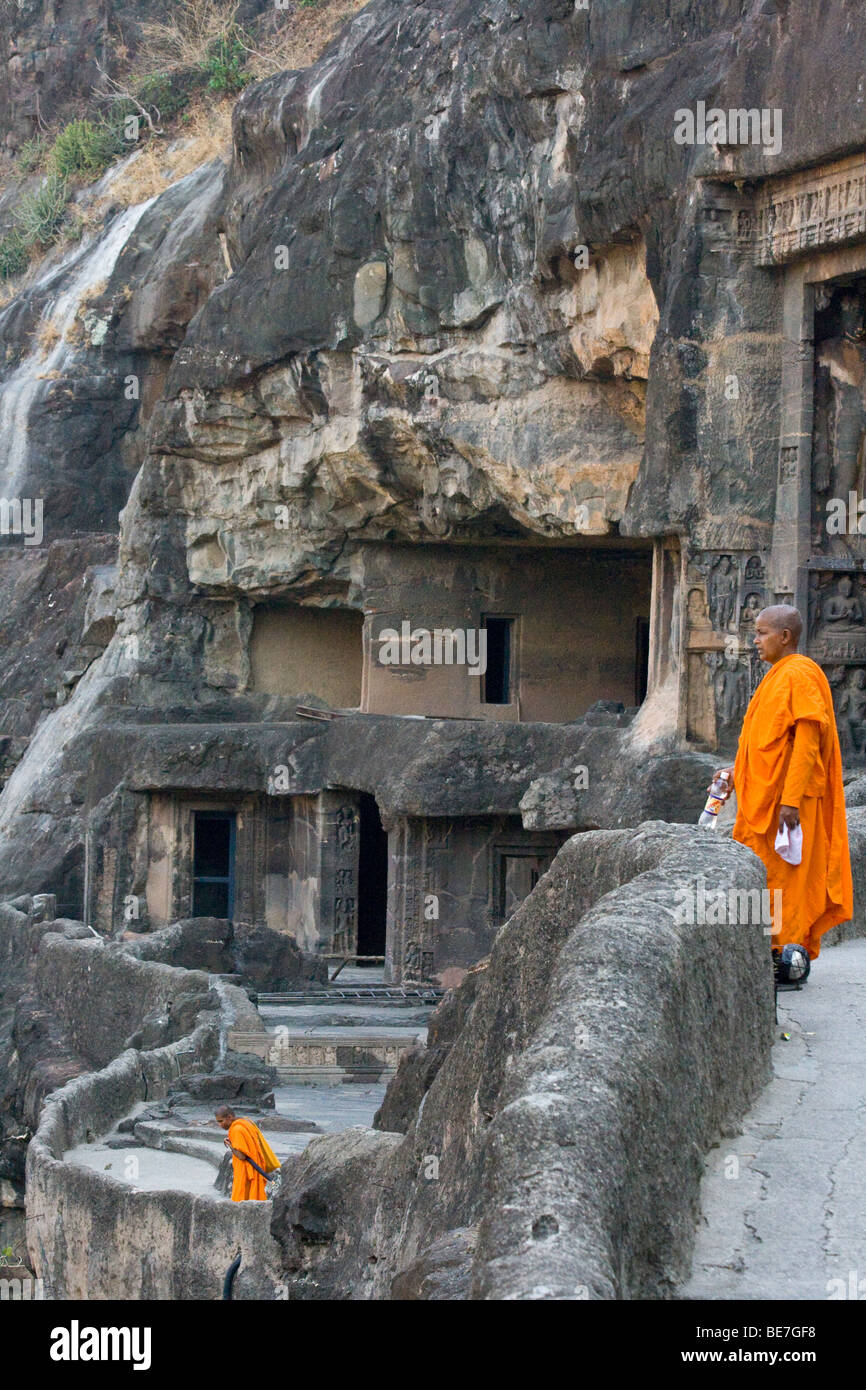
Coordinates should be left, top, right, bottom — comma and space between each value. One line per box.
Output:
635, 616, 650, 705
357, 793, 388, 959
483, 615, 515, 705
193, 812, 236, 919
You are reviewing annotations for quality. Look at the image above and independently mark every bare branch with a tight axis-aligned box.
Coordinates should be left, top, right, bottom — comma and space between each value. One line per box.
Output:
92, 61, 165, 137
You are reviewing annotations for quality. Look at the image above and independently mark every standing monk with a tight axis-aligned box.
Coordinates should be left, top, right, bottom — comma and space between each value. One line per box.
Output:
215, 1106, 280, 1202
714, 605, 852, 962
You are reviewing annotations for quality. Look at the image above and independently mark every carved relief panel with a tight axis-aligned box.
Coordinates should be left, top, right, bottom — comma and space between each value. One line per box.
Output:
807, 569, 866, 762
319, 792, 360, 956
685, 551, 771, 750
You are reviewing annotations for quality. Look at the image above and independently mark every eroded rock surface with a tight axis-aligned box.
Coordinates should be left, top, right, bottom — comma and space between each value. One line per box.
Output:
272, 823, 774, 1300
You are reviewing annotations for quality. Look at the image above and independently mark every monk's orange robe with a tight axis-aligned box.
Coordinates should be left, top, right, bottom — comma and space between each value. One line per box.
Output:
227, 1117, 280, 1202
733, 652, 853, 959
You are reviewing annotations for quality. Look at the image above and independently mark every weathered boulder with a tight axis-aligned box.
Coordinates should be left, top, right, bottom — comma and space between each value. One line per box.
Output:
373, 963, 484, 1134
173, 1049, 277, 1105
123, 918, 234, 974
272, 822, 775, 1299
230, 922, 328, 992
389, 1228, 478, 1302
272, 1127, 403, 1298
124, 986, 220, 1052
123, 916, 327, 990
825, 806, 866, 948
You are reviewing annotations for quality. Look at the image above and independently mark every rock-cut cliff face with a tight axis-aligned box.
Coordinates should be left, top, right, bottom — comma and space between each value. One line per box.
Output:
2, 3, 866, 909
128, 0, 660, 619
0, 0, 664, 904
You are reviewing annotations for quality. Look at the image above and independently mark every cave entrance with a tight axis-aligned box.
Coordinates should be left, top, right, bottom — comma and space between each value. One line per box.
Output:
635, 615, 650, 705
192, 811, 236, 919
357, 793, 388, 961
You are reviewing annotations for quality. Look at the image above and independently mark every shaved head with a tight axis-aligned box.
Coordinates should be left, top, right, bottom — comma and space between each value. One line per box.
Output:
757, 605, 802, 644
752, 604, 803, 666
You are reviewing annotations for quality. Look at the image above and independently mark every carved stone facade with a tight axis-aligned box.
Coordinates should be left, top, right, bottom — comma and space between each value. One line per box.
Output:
736, 154, 866, 268
85, 775, 565, 984
684, 552, 770, 750
681, 153, 866, 759
387, 816, 564, 985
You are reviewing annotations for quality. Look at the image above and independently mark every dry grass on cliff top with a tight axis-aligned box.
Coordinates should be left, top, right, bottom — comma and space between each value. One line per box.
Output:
95, 100, 235, 212
101, 0, 368, 210
138, 0, 368, 81
244, 0, 369, 77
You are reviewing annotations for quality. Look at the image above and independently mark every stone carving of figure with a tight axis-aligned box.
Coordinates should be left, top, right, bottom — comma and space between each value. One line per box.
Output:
335, 806, 358, 851
687, 586, 710, 631
836, 668, 866, 759
740, 592, 762, 627
812, 284, 866, 561
714, 652, 748, 730
747, 647, 765, 697
708, 555, 737, 631
820, 575, 864, 632
739, 553, 761, 581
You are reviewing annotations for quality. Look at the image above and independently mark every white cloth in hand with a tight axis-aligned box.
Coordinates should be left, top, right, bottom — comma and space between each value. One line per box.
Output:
774, 822, 803, 866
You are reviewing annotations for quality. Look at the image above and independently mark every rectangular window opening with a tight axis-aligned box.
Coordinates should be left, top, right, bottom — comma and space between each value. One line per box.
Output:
482, 615, 515, 705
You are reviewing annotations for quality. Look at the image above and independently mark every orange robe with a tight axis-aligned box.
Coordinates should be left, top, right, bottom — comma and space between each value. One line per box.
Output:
733, 652, 852, 959
227, 1118, 279, 1202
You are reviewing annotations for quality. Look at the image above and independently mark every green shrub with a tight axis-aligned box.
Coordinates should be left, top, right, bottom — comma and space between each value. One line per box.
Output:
13, 174, 69, 249
203, 29, 250, 94
136, 71, 194, 121
16, 135, 48, 174
63, 210, 84, 244
49, 119, 124, 180
0, 231, 29, 280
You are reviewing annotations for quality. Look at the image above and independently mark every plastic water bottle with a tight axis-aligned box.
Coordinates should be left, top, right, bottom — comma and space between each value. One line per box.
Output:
699, 775, 730, 829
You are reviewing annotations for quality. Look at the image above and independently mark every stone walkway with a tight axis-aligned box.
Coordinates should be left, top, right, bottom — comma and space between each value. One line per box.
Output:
66, 1082, 390, 1197
681, 938, 866, 1300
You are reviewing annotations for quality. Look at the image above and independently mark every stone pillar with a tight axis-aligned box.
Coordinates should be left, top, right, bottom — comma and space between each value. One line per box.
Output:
770, 274, 814, 616
318, 790, 360, 956
386, 817, 428, 984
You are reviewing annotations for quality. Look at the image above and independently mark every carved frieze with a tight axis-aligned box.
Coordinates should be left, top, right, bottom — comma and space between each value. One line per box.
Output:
687, 552, 771, 640
319, 793, 360, 955
735, 154, 866, 266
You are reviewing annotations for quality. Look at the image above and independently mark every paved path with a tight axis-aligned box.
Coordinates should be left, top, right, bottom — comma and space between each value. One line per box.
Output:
681, 938, 866, 1300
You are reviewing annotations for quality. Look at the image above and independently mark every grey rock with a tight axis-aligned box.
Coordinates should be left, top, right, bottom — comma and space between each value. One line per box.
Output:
390, 1228, 478, 1301
123, 918, 233, 974
174, 1049, 277, 1103
230, 922, 327, 992
272, 823, 774, 1300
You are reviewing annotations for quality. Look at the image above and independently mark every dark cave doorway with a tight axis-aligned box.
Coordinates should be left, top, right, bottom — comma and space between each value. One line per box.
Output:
357, 793, 388, 961
192, 811, 236, 919
635, 615, 650, 706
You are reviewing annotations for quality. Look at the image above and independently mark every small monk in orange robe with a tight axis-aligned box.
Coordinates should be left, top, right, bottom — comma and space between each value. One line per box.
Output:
215, 1106, 280, 1202
713, 604, 852, 961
